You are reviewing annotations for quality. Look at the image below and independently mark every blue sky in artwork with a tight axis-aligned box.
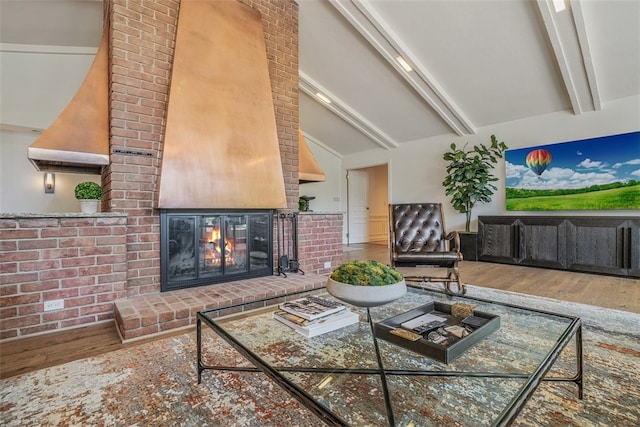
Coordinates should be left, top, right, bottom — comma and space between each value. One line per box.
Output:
505, 132, 640, 190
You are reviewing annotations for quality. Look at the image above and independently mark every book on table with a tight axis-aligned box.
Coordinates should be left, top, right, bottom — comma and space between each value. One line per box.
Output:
273, 309, 359, 338
278, 296, 346, 320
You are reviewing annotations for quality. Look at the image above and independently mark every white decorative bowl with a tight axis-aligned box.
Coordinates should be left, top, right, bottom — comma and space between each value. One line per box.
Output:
326, 278, 407, 307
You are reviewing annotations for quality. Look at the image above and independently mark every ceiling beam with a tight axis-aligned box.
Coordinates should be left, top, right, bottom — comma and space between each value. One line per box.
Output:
536, 0, 599, 114
571, 0, 601, 111
329, 0, 475, 136
0, 43, 97, 55
299, 72, 398, 150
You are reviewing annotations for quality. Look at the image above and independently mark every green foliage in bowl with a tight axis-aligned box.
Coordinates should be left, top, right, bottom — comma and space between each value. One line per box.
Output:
74, 181, 103, 200
330, 260, 403, 286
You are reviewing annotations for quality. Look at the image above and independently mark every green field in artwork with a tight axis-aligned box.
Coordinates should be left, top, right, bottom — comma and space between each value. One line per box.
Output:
506, 184, 640, 211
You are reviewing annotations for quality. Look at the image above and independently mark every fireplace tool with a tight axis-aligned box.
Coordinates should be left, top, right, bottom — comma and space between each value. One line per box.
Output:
277, 212, 304, 277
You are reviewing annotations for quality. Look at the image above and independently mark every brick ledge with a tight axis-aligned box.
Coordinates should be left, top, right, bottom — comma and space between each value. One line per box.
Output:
114, 273, 327, 342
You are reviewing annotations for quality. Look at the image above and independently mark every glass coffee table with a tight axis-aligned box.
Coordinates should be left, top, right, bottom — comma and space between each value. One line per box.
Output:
197, 285, 583, 426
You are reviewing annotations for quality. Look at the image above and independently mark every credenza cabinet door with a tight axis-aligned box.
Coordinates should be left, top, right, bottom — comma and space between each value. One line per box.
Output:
626, 218, 639, 278
566, 217, 630, 276
478, 217, 522, 264
519, 217, 567, 269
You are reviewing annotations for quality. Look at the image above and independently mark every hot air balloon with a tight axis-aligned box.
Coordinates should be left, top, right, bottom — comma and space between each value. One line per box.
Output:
525, 149, 552, 178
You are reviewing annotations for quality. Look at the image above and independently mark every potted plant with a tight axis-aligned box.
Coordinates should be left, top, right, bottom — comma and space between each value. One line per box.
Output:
327, 260, 406, 307
442, 135, 508, 232
74, 181, 103, 214
442, 135, 507, 260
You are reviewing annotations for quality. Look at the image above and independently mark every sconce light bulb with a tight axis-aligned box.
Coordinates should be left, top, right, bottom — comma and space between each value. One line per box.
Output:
44, 173, 55, 193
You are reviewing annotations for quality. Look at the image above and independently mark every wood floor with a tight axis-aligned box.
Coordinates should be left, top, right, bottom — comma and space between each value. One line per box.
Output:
2, 243, 638, 379
344, 243, 640, 313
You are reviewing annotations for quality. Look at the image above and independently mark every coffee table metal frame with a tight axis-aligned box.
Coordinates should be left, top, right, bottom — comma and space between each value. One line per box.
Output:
197, 285, 583, 426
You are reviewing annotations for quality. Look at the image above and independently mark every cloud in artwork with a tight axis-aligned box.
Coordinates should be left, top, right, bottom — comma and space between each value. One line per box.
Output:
507, 163, 619, 190
578, 158, 604, 168
505, 161, 528, 178
613, 158, 640, 168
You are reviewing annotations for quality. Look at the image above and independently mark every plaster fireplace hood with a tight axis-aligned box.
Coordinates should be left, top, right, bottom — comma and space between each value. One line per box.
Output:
27, 20, 109, 175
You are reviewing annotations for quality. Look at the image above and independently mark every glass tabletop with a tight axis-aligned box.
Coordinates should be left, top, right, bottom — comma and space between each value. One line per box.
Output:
198, 285, 582, 426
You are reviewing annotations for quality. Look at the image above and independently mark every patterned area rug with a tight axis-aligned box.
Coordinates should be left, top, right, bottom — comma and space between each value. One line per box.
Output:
1, 285, 638, 426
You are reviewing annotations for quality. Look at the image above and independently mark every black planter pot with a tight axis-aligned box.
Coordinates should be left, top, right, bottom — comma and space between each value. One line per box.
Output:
458, 232, 478, 261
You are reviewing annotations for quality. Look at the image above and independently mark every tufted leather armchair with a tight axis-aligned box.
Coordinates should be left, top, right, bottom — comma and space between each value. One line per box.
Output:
389, 203, 465, 294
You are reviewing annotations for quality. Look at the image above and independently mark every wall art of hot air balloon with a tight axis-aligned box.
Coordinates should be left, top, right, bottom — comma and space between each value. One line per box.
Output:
525, 149, 552, 178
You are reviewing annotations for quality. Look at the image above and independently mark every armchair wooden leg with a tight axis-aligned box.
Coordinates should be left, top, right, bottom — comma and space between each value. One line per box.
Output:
444, 266, 466, 295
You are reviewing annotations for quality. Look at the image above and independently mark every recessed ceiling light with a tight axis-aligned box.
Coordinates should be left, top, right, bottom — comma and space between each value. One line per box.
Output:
552, 0, 566, 12
316, 92, 332, 104
395, 56, 413, 72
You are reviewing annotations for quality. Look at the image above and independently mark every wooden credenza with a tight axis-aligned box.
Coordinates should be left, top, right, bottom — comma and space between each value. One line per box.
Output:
478, 216, 640, 278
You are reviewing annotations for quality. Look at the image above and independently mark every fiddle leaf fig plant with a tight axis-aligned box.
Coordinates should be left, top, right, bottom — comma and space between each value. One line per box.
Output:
442, 134, 508, 232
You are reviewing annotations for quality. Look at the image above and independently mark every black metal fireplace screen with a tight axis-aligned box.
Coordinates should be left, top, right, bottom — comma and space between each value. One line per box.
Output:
160, 210, 273, 291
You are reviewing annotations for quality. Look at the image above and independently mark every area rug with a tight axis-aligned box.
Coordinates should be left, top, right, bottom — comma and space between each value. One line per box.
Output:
1, 285, 638, 426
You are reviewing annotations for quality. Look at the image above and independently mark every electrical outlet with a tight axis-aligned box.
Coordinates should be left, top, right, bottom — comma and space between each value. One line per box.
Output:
324, 261, 331, 269
44, 299, 64, 312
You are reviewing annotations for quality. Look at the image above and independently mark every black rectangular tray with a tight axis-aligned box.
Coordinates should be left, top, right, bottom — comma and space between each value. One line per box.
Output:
374, 301, 500, 364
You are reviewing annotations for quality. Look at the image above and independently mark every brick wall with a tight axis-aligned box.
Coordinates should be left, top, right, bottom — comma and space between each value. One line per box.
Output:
298, 213, 344, 276
0, 215, 128, 340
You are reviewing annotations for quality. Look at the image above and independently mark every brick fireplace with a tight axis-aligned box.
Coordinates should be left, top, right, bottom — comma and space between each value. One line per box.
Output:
106, 0, 300, 297
105, 0, 344, 290
0, 0, 343, 342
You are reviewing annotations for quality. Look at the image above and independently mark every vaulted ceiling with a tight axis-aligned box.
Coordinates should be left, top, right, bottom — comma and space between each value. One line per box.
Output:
2, 0, 639, 156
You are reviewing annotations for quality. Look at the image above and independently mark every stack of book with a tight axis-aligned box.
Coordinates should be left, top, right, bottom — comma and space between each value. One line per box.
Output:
273, 296, 359, 338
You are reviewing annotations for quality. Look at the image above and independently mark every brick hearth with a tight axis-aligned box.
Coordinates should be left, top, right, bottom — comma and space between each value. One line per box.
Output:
114, 272, 326, 342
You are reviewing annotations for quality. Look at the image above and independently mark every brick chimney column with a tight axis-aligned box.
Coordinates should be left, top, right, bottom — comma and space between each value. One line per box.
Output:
107, 0, 179, 296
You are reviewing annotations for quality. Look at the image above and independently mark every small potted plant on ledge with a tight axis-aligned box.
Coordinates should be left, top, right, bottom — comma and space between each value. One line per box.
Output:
327, 260, 406, 307
75, 181, 103, 214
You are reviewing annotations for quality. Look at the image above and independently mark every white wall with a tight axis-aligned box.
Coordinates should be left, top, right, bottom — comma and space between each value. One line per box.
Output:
0, 46, 99, 213
298, 134, 343, 213
0, 129, 100, 213
342, 95, 640, 232
0, 47, 96, 128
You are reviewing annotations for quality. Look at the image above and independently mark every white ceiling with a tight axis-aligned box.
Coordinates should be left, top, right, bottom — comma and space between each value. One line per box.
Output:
2, 0, 639, 156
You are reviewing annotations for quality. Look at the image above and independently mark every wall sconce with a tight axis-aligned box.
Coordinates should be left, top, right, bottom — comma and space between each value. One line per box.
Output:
44, 173, 55, 194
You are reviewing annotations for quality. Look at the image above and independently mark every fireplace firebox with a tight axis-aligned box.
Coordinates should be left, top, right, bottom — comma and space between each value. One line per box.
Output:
160, 210, 273, 291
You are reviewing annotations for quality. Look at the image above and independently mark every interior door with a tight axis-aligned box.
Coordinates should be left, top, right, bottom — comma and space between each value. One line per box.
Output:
348, 170, 369, 244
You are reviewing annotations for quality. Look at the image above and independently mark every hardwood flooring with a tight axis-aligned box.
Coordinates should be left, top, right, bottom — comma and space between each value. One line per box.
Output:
344, 243, 640, 313
0, 321, 190, 380
2, 243, 638, 379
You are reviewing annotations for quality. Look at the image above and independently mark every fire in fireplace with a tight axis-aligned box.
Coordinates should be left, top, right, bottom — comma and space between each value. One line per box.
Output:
160, 210, 273, 291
